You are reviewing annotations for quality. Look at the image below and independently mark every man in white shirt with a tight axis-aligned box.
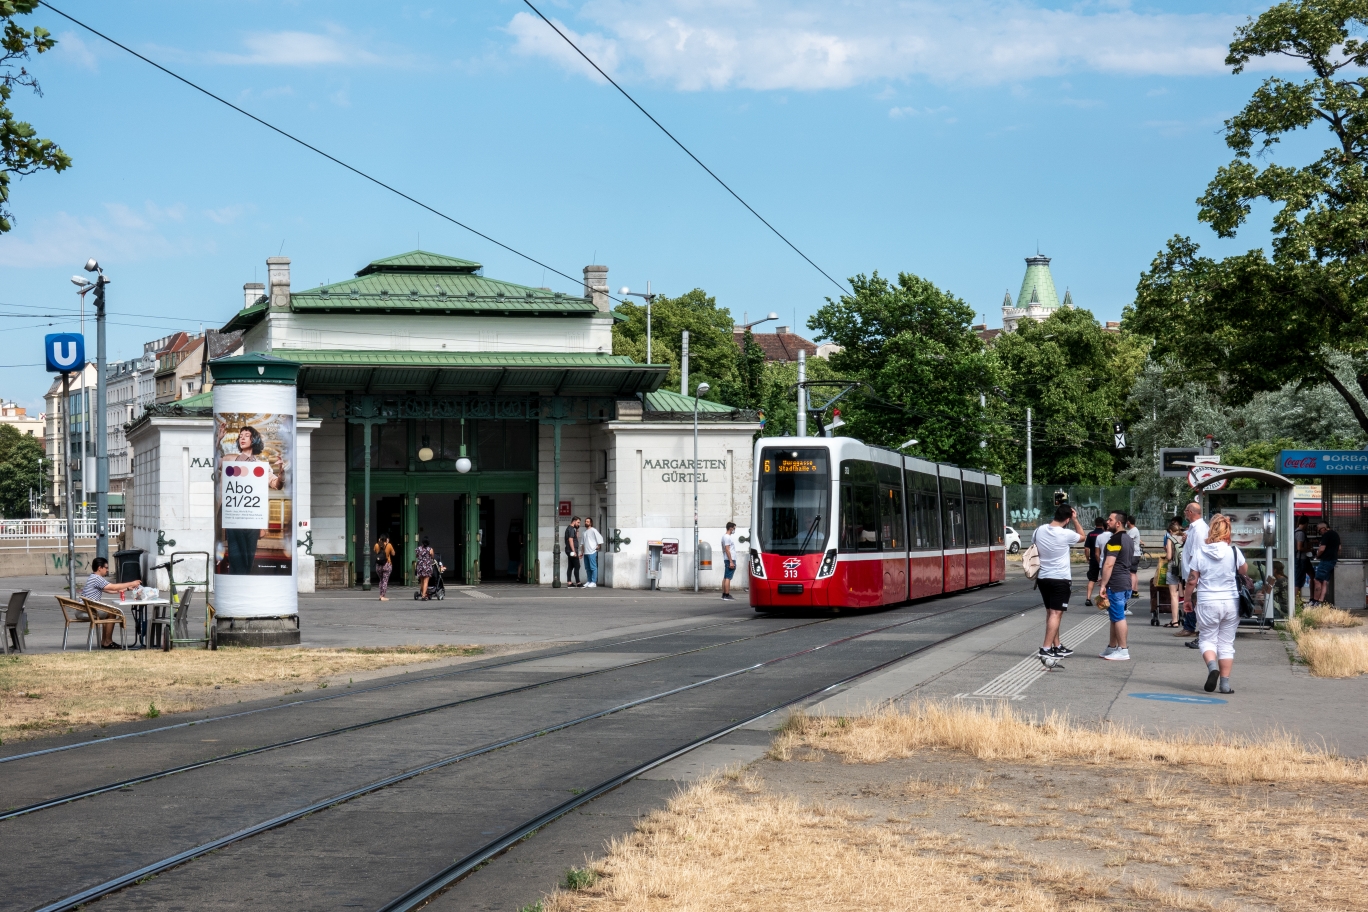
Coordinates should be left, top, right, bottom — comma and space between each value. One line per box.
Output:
1178, 501, 1207, 639
580, 518, 604, 588
720, 522, 738, 601
1033, 503, 1085, 661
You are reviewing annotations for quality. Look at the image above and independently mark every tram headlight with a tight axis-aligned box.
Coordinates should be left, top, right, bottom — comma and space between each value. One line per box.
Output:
817, 548, 838, 579
750, 549, 765, 578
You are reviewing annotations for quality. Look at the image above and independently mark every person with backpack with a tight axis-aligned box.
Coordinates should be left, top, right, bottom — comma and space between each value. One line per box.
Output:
1029, 503, 1085, 661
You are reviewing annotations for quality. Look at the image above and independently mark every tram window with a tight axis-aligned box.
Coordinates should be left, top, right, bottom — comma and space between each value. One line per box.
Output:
839, 460, 879, 552
904, 470, 941, 551
758, 447, 830, 555
940, 477, 963, 549
965, 481, 988, 548
989, 486, 1004, 545
880, 484, 905, 551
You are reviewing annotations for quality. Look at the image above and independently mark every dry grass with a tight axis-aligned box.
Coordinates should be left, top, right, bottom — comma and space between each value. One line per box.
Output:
769, 701, 1368, 784
1288, 616, 1368, 678
0, 644, 483, 742
544, 776, 1083, 912
1299, 605, 1363, 629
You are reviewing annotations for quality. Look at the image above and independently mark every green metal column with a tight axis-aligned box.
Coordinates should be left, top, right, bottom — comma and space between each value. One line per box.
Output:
464, 493, 479, 585
347, 398, 385, 591
403, 492, 417, 586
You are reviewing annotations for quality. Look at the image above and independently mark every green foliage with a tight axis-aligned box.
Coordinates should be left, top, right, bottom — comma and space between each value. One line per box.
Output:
755, 355, 836, 438
563, 867, 598, 890
0, 422, 42, 516
1, 1, 70, 233
810, 271, 1005, 470
612, 288, 737, 402
1127, 1, 1368, 436
993, 308, 1146, 484
719, 329, 766, 410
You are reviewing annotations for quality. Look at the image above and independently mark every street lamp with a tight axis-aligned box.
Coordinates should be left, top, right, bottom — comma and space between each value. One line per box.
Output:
619, 283, 658, 364
71, 260, 110, 561
739, 312, 779, 331
693, 381, 710, 593
899, 438, 919, 450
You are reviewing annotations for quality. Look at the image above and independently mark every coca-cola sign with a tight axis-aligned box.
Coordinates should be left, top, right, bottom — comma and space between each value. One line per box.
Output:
1279, 450, 1368, 475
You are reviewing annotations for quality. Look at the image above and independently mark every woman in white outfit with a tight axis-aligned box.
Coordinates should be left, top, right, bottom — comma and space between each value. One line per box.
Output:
1184, 513, 1246, 694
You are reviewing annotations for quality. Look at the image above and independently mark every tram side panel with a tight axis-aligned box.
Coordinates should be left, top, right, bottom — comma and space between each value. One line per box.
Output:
939, 470, 967, 593
905, 467, 944, 598
988, 480, 1006, 583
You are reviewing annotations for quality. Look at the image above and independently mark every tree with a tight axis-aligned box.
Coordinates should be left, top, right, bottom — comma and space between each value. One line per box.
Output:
0, 423, 44, 516
611, 288, 738, 402
2, 1, 70, 233
809, 271, 1005, 469
1126, 1, 1368, 436
754, 354, 837, 437
719, 329, 765, 410
992, 308, 1145, 484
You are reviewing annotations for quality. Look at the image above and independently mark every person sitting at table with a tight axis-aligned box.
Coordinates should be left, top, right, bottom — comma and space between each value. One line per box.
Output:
81, 557, 142, 649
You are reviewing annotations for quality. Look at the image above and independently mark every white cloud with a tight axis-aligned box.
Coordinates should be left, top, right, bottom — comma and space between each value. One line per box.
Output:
0, 202, 202, 268
210, 27, 385, 67
507, 1, 1275, 91
53, 31, 98, 70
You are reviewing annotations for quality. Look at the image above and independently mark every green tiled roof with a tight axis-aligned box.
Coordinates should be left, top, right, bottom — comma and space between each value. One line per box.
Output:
1016, 255, 1060, 311
644, 388, 737, 413
291, 249, 592, 316
357, 251, 481, 274
222, 298, 268, 334
267, 349, 666, 397
178, 391, 213, 408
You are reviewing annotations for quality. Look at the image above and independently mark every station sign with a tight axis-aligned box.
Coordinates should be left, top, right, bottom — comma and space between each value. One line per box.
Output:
1159, 448, 1200, 477
44, 333, 86, 373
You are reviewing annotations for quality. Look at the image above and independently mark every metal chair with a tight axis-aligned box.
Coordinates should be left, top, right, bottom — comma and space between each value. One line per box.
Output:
56, 595, 94, 650
2, 589, 28, 654
81, 597, 128, 650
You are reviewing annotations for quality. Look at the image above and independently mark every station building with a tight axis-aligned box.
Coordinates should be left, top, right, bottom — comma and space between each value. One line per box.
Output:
126, 251, 759, 592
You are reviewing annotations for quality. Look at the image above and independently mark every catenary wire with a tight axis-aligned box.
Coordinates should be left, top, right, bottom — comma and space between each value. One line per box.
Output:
37, 2, 629, 307
519, 0, 850, 298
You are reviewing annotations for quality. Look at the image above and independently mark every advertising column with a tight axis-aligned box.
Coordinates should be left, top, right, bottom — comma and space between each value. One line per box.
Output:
210, 353, 301, 646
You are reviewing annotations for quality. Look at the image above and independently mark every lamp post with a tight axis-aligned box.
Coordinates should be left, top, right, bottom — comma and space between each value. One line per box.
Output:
693, 381, 710, 592
71, 260, 110, 560
619, 283, 658, 364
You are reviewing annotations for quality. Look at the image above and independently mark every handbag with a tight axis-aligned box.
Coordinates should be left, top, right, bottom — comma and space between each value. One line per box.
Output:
1234, 547, 1256, 618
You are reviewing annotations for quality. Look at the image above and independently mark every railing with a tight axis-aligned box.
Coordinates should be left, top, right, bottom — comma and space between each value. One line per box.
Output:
0, 518, 126, 539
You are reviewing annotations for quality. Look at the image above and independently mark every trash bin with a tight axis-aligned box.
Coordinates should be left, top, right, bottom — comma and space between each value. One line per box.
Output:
114, 548, 144, 585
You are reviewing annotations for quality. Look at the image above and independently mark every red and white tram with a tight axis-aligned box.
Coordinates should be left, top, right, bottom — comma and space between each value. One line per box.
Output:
749, 436, 1006, 611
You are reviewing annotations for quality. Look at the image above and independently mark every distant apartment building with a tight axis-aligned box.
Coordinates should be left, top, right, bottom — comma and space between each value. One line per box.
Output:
43, 363, 97, 517
0, 400, 44, 440
153, 332, 206, 404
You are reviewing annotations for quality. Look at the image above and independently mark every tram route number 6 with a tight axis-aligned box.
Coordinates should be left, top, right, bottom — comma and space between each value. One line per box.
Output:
783, 557, 801, 579
222, 461, 271, 529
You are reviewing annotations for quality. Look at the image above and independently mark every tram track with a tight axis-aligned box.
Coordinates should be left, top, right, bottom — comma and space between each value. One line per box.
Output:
0, 615, 835, 822
0, 614, 756, 766
19, 590, 1033, 912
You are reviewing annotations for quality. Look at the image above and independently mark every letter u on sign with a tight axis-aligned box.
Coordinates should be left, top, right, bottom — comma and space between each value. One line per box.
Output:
44, 333, 86, 373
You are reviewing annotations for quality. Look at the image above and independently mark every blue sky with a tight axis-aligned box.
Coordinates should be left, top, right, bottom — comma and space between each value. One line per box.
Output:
0, 0, 1301, 410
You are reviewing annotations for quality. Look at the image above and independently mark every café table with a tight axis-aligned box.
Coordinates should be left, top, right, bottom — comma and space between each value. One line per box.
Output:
110, 596, 172, 649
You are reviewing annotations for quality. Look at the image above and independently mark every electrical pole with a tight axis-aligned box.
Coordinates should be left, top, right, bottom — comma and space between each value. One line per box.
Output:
62, 371, 75, 598
94, 274, 108, 560
796, 349, 807, 437
681, 331, 689, 397
1025, 407, 1033, 487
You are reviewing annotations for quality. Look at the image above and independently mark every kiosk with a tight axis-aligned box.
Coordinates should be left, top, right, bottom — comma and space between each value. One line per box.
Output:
1278, 450, 1368, 609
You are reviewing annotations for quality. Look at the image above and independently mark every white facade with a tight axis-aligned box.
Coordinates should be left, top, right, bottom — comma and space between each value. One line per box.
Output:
107, 353, 158, 492
43, 363, 97, 516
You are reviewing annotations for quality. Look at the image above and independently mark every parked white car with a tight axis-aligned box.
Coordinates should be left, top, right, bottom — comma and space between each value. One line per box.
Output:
1004, 526, 1021, 553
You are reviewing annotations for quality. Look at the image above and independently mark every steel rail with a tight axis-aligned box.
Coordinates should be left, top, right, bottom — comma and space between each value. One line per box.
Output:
1, 616, 834, 822
0, 615, 756, 766
379, 601, 1029, 912
29, 598, 1026, 912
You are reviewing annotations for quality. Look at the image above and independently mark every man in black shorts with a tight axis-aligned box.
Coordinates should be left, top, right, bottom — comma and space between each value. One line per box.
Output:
1033, 504, 1085, 660
1083, 517, 1106, 607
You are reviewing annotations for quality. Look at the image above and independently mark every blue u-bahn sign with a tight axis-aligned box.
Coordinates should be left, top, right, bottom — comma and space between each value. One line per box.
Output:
45, 333, 86, 373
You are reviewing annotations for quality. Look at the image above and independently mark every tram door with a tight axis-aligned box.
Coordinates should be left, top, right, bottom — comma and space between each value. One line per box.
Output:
453, 494, 472, 585
478, 496, 497, 582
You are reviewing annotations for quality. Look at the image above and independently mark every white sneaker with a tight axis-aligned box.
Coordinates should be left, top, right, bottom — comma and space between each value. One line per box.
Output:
585, 582, 596, 588
1124, 609, 1133, 616
1100, 646, 1117, 657
1102, 648, 1130, 661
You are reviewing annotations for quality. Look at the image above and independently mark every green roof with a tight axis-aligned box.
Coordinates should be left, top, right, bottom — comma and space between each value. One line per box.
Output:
178, 391, 213, 408
644, 389, 737, 413
219, 249, 596, 333
1016, 255, 1060, 311
267, 349, 666, 397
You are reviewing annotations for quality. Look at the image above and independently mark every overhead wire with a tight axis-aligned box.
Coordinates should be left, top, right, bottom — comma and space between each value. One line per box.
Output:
37, 1, 628, 308
519, 0, 850, 298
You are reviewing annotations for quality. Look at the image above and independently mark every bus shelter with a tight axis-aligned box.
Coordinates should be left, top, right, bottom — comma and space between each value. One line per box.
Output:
1189, 465, 1295, 623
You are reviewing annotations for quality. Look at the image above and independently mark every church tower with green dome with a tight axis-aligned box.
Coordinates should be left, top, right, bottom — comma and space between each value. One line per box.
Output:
1001, 253, 1071, 333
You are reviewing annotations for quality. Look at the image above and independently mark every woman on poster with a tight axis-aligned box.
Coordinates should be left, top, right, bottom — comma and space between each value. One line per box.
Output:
222, 425, 285, 575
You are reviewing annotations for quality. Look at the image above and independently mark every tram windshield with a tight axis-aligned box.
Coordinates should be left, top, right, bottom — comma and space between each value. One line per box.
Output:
757, 448, 831, 555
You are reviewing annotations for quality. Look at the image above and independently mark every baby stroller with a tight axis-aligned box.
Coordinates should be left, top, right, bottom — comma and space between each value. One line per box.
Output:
414, 554, 447, 601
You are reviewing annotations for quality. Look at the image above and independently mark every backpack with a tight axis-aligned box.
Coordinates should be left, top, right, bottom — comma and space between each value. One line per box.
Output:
1022, 529, 1041, 580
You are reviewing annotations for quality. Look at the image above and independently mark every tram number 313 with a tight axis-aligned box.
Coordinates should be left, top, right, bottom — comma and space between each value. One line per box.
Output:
783, 558, 801, 579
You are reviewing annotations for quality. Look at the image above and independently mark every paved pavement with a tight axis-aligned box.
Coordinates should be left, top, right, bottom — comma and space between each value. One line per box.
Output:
1, 574, 750, 653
